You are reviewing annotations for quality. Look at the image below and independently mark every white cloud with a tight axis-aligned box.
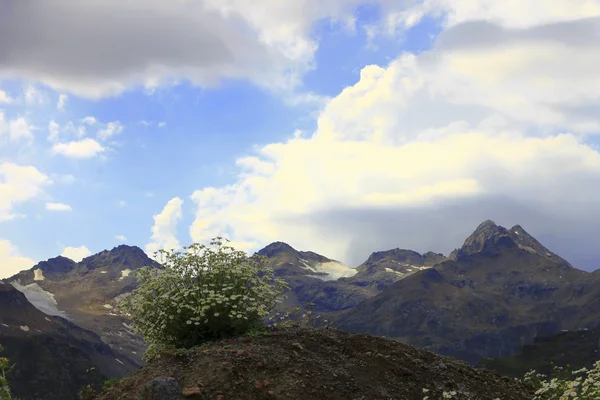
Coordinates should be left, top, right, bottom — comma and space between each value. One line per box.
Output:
58, 174, 76, 185
146, 197, 183, 256
0, 90, 14, 104
61, 245, 91, 262
24, 85, 46, 105
157, 121, 167, 128
48, 120, 60, 142
115, 235, 127, 242
188, 10, 600, 271
97, 121, 124, 141
0, 239, 35, 279
51, 138, 105, 158
56, 94, 67, 111
82, 116, 97, 125
45, 202, 72, 212
0, 163, 50, 221
117, 200, 127, 207
0, 117, 35, 142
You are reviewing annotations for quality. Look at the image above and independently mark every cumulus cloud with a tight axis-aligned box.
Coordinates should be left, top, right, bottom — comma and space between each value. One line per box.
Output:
51, 138, 105, 158
82, 116, 97, 125
0, 163, 50, 221
97, 121, 123, 141
23, 85, 47, 105
61, 245, 91, 262
47, 120, 60, 142
115, 235, 127, 242
0, 239, 35, 279
45, 202, 72, 212
146, 197, 184, 256
0, 90, 14, 104
189, 8, 600, 271
56, 94, 68, 111
0, 114, 34, 142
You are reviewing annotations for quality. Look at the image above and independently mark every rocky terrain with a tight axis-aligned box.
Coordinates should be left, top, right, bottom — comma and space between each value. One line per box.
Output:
7, 245, 161, 366
96, 327, 540, 400
0, 280, 138, 400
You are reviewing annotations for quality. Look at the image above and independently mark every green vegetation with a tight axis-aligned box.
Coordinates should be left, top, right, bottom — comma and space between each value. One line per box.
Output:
0, 345, 18, 400
102, 377, 127, 391
116, 237, 289, 361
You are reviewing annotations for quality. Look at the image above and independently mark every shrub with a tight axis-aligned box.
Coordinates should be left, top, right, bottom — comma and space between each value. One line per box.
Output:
519, 360, 600, 400
116, 237, 288, 361
0, 345, 18, 400
77, 384, 96, 400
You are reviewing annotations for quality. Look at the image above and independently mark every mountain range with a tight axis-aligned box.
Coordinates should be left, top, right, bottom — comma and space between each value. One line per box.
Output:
1, 219, 598, 399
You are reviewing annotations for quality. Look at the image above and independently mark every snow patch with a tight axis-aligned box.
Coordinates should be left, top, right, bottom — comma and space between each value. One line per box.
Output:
103, 304, 113, 309
311, 261, 358, 281
298, 258, 318, 273
116, 359, 124, 365
100, 271, 108, 274
33, 268, 45, 281
514, 231, 519, 235
20, 325, 30, 332
45, 317, 51, 322
1, 324, 8, 328
10, 281, 71, 319
518, 245, 537, 253
384, 267, 405, 276
119, 269, 131, 280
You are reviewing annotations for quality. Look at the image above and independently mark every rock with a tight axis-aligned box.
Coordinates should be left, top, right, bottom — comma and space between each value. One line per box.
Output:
142, 377, 182, 400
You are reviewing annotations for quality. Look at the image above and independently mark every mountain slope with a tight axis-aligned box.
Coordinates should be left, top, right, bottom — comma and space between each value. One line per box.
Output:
0, 280, 138, 400
332, 220, 597, 364
7, 245, 161, 366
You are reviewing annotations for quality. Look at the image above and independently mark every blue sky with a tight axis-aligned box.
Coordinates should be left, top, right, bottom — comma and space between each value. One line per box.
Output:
2, 1, 600, 278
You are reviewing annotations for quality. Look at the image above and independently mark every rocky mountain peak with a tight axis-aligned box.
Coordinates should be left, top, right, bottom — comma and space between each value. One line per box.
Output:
78, 244, 159, 273
365, 248, 423, 265
456, 219, 517, 258
256, 242, 298, 258
33, 256, 76, 274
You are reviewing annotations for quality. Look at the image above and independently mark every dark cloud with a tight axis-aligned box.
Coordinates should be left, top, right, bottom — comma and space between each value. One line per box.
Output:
435, 16, 600, 51
0, 0, 279, 97
286, 195, 600, 272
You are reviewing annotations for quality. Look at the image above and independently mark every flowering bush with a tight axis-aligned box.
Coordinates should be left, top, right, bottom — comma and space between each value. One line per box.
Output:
520, 360, 600, 400
116, 238, 288, 361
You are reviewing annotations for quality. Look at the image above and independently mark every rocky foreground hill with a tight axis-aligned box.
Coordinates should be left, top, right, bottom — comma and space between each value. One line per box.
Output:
96, 327, 539, 400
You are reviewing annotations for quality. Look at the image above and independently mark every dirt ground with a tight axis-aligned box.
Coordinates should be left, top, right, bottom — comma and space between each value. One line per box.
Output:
96, 326, 540, 400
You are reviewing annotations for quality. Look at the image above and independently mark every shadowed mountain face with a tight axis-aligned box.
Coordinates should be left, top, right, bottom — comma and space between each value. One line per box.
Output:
340, 248, 447, 294
332, 220, 599, 365
0, 280, 139, 400
7, 245, 162, 367
479, 326, 600, 379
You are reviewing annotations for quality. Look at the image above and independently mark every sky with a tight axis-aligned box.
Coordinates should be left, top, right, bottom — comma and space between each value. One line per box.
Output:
2, 0, 600, 279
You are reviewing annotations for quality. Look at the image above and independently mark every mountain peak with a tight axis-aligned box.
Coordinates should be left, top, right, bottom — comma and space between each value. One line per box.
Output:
457, 220, 516, 258
33, 256, 77, 274
256, 242, 298, 258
